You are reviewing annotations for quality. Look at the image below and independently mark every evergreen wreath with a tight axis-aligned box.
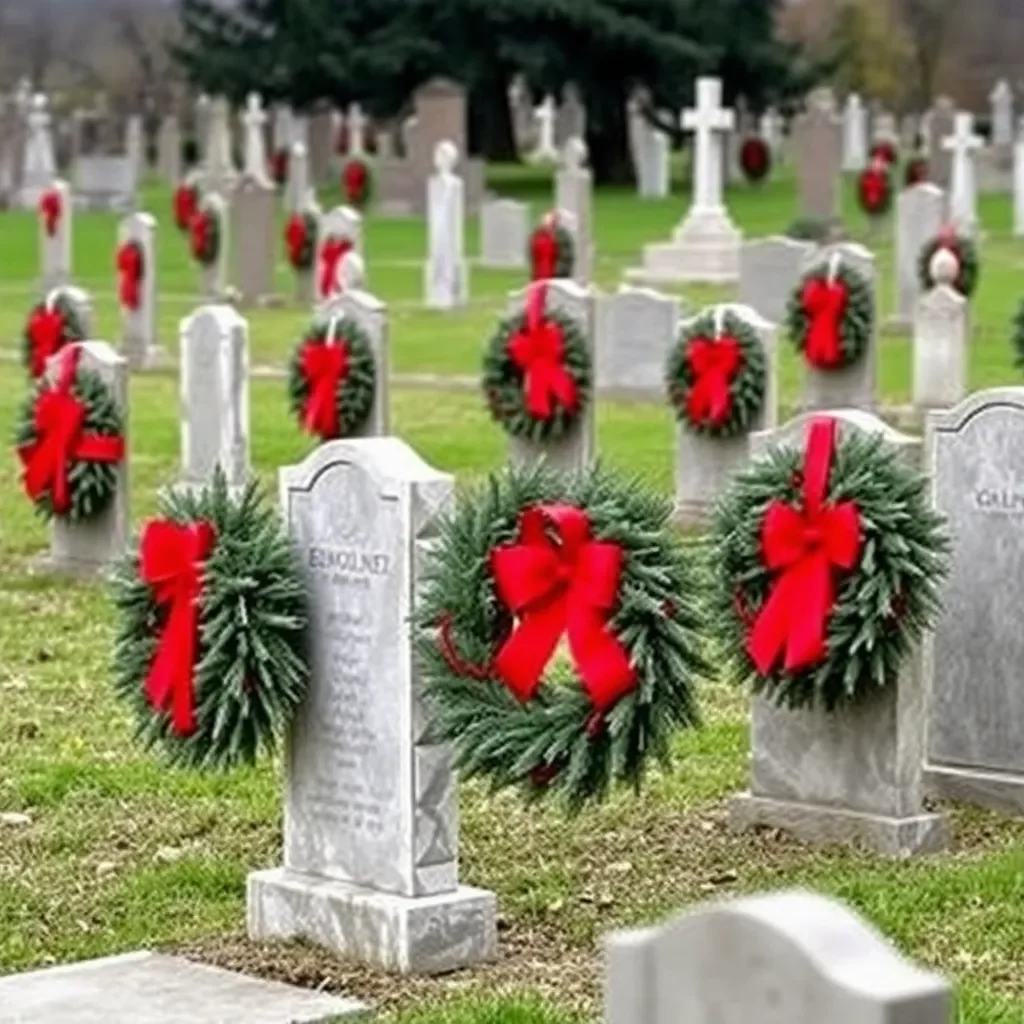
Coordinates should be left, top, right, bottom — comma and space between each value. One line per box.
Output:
787, 256, 874, 371
416, 460, 708, 810
22, 290, 86, 378
740, 137, 771, 183
173, 182, 199, 232
482, 282, 592, 444
110, 470, 310, 771
285, 211, 318, 273
918, 228, 979, 299
287, 313, 377, 441
666, 307, 767, 439
904, 156, 929, 187
189, 202, 221, 267
15, 347, 125, 523
529, 213, 575, 280
116, 240, 145, 311
342, 156, 373, 209
857, 160, 893, 218
709, 416, 949, 712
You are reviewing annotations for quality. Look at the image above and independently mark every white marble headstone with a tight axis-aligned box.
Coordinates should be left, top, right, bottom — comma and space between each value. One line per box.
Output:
479, 198, 529, 269
38, 177, 71, 293
594, 286, 680, 397
423, 140, 468, 309
555, 137, 593, 284
117, 211, 159, 368
894, 183, 945, 326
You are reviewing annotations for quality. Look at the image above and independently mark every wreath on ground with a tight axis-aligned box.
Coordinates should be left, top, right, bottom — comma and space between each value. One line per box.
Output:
189, 202, 221, 267
111, 471, 309, 771
787, 256, 874, 371
416, 460, 708, 810
116, 240, 145, 312
529, 212, 575, 281
174, 182, 199, 233
740, 137, 771, 184
918, 228, 979, 299
482, 282, 591, 444
857, 159, 893, 218
15, 346, 124, 523
285, 211, 318, 273
342, 157, 373, 209
666, 307, 767, 439
904, 156, 929, 187
22, 290, 87, 379
287, 314, 377, 441
870, 139, 898, 166
709, 416, 949, 712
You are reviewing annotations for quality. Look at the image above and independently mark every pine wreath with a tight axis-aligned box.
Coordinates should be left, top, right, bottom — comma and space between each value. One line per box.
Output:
529, 213, 575, 280
342, 156, 373, 209
416, 460, 708, 810
857, 160, 893, 218
116, 240, 145, 312
174, 182, 199, 232
189, 202, 221, 267
740, 137, 771, 184
110, 470, 310, 771
15, 347, 125, 523
709, 416, 949, 712
904, 156, 929, 187
666, 307, 767, 439
918, 228, 979, 299
287, 314, 377, 441
787, 257, 874, 371
285, 211, 318, 273
22, 290, 86, 378
482, 282, 591, 444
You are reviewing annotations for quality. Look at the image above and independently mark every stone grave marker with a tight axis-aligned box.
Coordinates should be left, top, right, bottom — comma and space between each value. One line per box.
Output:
760, 107, 783, 159
346, 102, 367, 156
195, 93, 212, 167
20, 92, 56, 208
927, 97, 957, 190
286, 140, 310, 213
792, 87, 842, 227
38, 177, 71, 293
729, 411, 949, 855
203, 96, 238, 196
893, 182, 945, 328
199, 192, 229, 301
46, 284, 95, 339
555, 83, 586, 147
126, 115, 145, 182
117, 211, 160, 368
247, 437, 498, 973
594, 285, 680, 399
308, 108, 335, 184
673, 304, 777, 528
158, 114, 181, 183
530, 95, 558, 163
272, 103, 294, 157
179, 304, 250, 490
555, 137, 593, 284
738, 235, 814, 327
231, 172, 278, 306
635, 115, 670, 199
991, 79, 1015, 150
291, 197, 322, 305
604, 890, 952, 1024
240, 92, 271, 185
943, 113, 982, 237
842, 92, 867, 171
479, 198, 528, 269
315, 205, 363, 304
913, 248, 967, 413
424, 141, 468, 309
73, 153, 138, 211
1015, 117, 1024, 237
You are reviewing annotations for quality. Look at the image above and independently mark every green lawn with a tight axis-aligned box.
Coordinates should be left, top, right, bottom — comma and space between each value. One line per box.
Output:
2, 167, 1024, 1023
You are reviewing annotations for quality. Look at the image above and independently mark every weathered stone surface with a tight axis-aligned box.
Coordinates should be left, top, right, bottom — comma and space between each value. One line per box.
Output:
555, 138, 593, 284
792, 88, 842, 225
118, 211, 160, 368
231, 173, 277, 306
893, 183, 945, 327
738, 236, 814, 327
423, 141, 468, 309
479, 198, 528, 269
912, 282, 966, 411
594, 286, 680, 398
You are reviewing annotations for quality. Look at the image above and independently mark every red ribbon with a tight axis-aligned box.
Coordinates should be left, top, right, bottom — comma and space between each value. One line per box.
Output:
507, 284, 579, 420
318, 237, 352, 298
300, 338, 349, 439
116, 243, 144, 311
17, 347, 125, 515
39, 189, 61, 237
859, 166, 888, 213
140, 519, 217, 737
189, 211, 211, 263
285, 215, 308, 268
746, 417, 861, 675
491, 505, 636, 711
685, 335, 742, 426
174, 185, 197, 232
531, 226, 558, 281
26, 305, 67, 379
801, 276, 848, 368
343, 161, 368, 204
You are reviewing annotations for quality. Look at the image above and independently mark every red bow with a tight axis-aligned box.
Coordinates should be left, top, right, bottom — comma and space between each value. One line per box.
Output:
318, 237, 352, 299
116, 243, 144, 311
859, 167, 888, 212
344, 161, 368, 204
300, 339, 349, 439
174, 185, 197, 232
17, 347, 125, 514
140, 519, 217, 737
39, 189, 61, 237
285, 215, 308, 267
189, 211, 211, 263
801, 276, 848, 368
531, 226, 558, 281
491, 505, 635, 711
26, 305, 67, 379
746, 417, 861, 675
507, 284, 579, 420
685, 335, 742, 426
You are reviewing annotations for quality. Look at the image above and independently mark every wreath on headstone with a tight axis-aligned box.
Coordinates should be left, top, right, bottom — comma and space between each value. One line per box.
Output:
787, 255, 874, 372
15, 346, 125, 524
189, 201, 221, 267
416, 460, 708, 810
110, 471, 310, 770
316, 235, 354, 299
739, 137, 771, 184
904, 156, 929, 187
115, 240, 145, 312
666, 307, 767, 439
287, 313, 377, 442
271, 147, 289, 187
529, 211, 575, 281
341, 156, 373, 209
482, 282, 592, 444
918, 227, 979, 299
709, 415, 949, 712
173, 181, 199, 233
856, 158, 893, 218
869, 139, 898, 167
285, 211, 319, 273
39, 187, 62, 238
22, 289, 87, 379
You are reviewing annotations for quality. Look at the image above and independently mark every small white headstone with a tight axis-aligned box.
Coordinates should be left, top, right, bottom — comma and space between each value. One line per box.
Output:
842, 93, 868, 171
943, 113, 983, 237
738, 236, 813, 326
117, 211, 160, 369
38, 178, 71, 292
530, 96, 558, 163
240, 92, 271, 185
423, 140, 468, 309
555, 137, 593, 284
286, 140, 310, 214
315, 205, 363, 304
991, 79, 1015, 148
479, 198, 529, 269
346, 102, 366, 156
913, 249, 967, 411
894, 183, 946, 326
595, 286, 680, 397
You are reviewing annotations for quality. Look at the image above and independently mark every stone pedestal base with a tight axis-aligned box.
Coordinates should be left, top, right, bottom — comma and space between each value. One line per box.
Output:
924, 763, 1024, 816
31, 551, 111, 581
247, 868, 498, 975
729, 792, 949, 857
625, 209, 741, 285
672, 499, 711, 531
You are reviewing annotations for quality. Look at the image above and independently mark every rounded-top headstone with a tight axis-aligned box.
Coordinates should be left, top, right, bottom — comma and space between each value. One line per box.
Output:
434, 140, 459, 173
564, 136, 588, 169
338, 251, 365, 291
930, 246, 959, 287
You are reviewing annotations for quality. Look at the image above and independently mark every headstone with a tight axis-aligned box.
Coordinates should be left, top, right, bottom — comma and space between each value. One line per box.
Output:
842, 93, 867, 171
595, 286, 681, 398
555, 138, 593, 284
913, 249, 967, 412
195, 93, 212, 167
738, 236, 814, 327
199, 192, 228, 301
73, 154, 138, 211
792, 88, 842, 227
272, 104, 294, 155
240, 92, 271, 185
893, 183, 945, 327
635, 116, 670, 199
673, 304, 777, 527
247, 438, 498, 973
19, 93, 56, 208
1015, 117, 1024, 237
900, 113, 920, 152
290, 198, 321, 305
179, 305, 250, 490
943, 113, 982, 236
923, 389, 1024, 813
231, 173, 277, 306
203, 96, 237, 195
801, 244, 877, 412
725, 96, 753, 186
346, 103, 367, 157
479, 198, 529, 269
316, 205, 363, 304
760, 107, 783, 158
509, 76, 536, 154
872, 109, 898, 147
308, 108, 335, 185
117, 211, 160, 369
158, 114, 182, 184
604, 891, 952, 1024
927, 97, 957, 190
286, 140, 310, 214
530, 95, 558, 163
423, 141, 468, 309
126, 115, 144, 183
729, 411, 949, 855
991, 79, 1015, 149
555, 83, 586, 147
39, 178, 71, 293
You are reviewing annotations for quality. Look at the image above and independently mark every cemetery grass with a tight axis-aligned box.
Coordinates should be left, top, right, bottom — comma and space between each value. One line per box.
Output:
2, 173, 1024, 1023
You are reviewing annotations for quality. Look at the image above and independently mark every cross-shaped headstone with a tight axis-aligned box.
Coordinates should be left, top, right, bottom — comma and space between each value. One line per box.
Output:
943, 112, 983, 236
681, 77, 734, 214
241, 92, 270, 183
942, 113, 982, 161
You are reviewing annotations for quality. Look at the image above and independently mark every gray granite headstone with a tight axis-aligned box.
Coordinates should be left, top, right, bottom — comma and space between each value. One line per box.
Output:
893, 183, 945, 328
39, 178, 71, 293
118, 211, 160, 369
924, 389, 1024, 813
308, 108, 335, 185
73, 154, 137, 211
179, 304, 250, 490
479, 198, 529, 269
554, 137, 593, 284
286, 140, 309, 215
247, 438, 497, 973
792, 89, 842, 225
555, 83, 586, 147
231, 173, 277, 306
158, 114, 181, 184
912, 253, 966, 412
729, 411, 948, 856
605, 891, 952, 1024
927, 97, 956, 191
738, 236, 814, 327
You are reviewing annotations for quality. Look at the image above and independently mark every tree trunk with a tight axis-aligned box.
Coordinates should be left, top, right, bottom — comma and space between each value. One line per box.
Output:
469, 66, 517, 162
585, 83, 634, 186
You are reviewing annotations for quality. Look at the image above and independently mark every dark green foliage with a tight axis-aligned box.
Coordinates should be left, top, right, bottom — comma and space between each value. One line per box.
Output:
21, 292, 86, 376
709, 428, 950, 712
191, 204, 221, 267
15, 368, 123, 523
528, 219, 575, 281
918, 232, 979, 300
785, 217, 832, 242
1014, 300, 1024, 373
111, 471, 310, 771
416, 461, 708, 811
666, 308, 767, 439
